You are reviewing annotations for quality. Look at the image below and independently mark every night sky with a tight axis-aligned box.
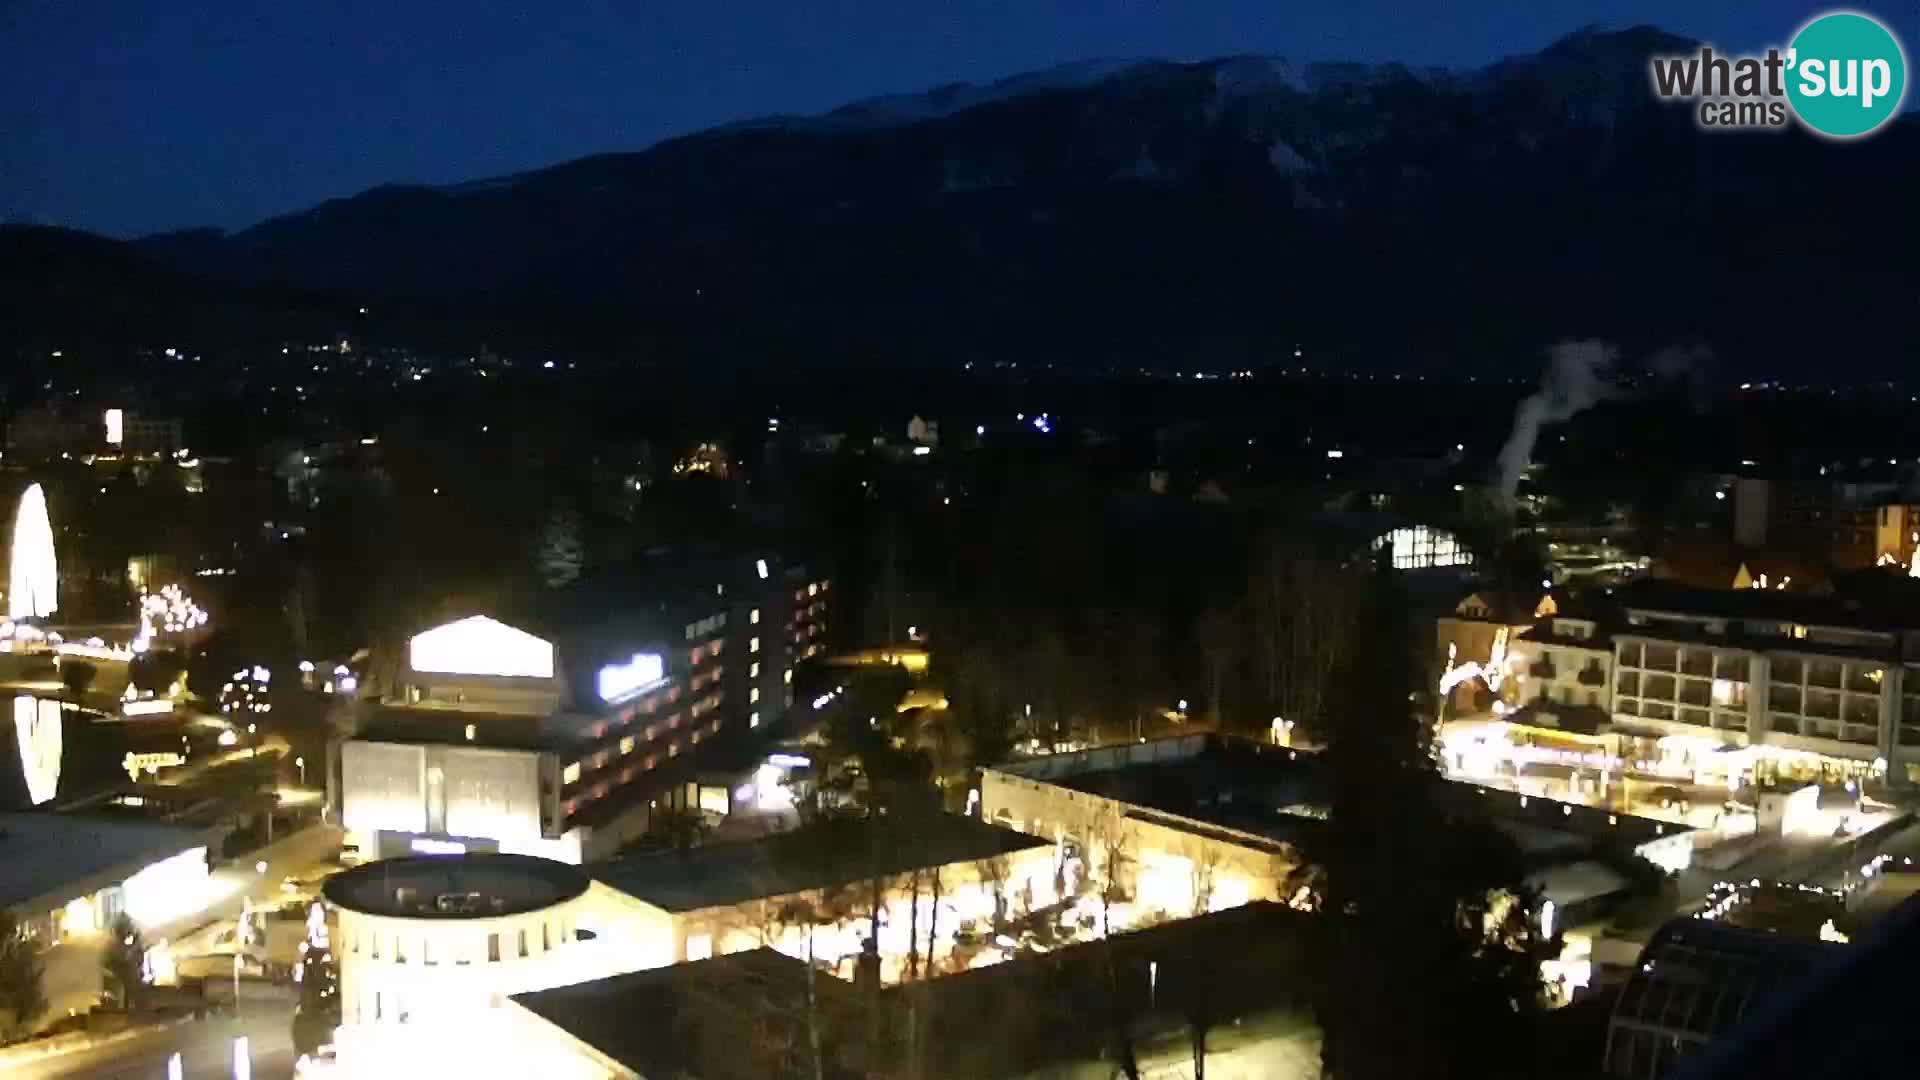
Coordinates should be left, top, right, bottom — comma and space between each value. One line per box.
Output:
4, 1, 1914, 237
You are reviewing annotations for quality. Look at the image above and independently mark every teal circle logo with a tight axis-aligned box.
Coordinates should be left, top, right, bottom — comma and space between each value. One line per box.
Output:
1786, 12, 1907, 138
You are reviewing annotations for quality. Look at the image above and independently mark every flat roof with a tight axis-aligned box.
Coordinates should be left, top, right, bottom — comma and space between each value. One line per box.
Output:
512, 948, 849, 1080
993, 735, 1689, 849
0, 812, 211, 910
591, 814, 1048, 913
991, 736, 1327, 849
1615, 580, 1919, 635
323, 853, 590, 919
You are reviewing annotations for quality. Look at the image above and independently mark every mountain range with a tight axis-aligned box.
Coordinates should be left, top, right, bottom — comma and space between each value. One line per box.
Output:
5, 26, 1916, 373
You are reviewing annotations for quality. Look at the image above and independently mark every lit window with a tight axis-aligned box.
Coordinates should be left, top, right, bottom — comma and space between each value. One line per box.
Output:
750, 711, 761, 728
784, 668, 792, 684
751, 608, 761, 625
562, 762, 581, 785
751, 687, 761, 703
620, 735, 635, 755
750, 662, 761, 678
808, 583, 819, 597
750, 637, 760, 653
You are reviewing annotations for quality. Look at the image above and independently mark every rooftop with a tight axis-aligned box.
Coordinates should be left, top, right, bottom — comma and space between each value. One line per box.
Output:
0, 812, 212, 909
1613, 579, 1920, 635
993, 735, 1689, 850
591, 813, 1048, 913
513, 949, 856, 1080
996, 737, 1325, 850
1608, 918, 1839, 1076
323, 853, 590, 919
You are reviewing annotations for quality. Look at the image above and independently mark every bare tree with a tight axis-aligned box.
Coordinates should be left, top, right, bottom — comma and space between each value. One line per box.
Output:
975, 852, 1011, 930
101, 913, 147, 1011
1249, 533, 1360, 744
0, 910, 45, 1040
1186, 841, 1222, 918
1193, 604, 1242, 732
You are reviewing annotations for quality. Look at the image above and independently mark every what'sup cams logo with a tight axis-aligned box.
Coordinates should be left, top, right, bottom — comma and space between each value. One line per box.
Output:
1650, 10, 1907, 138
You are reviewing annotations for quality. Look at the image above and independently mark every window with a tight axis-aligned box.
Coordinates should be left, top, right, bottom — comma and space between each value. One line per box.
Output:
751, 687, 761, 703
750, 636, 760, 653
519, 929, 529, 958
751, 608, 761, 625
562, 761, 581, 785
620, 735, 635, 755
784, 668, 792, 684
543, 924, 550, 951
750, 710, 761, 728
750, 662, 761, 678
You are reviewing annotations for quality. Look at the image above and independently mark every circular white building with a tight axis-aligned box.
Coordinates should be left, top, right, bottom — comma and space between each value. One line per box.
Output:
323, 854, 605, 1075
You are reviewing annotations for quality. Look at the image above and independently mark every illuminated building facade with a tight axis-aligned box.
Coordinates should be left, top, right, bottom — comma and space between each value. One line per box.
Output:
1605, 583, 1919, 784
324, 855, 653, 1078
590, 814, 1053, 984
981, 736, 1305, 921
1370, 523, 1473, 570
3, 406, 181, 458
337, 547, 826, 863
1507, 614, 1614, 715
0, 813, 221, 1017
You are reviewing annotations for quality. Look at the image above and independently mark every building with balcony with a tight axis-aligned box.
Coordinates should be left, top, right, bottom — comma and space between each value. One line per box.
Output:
1603, 581, 1920, 785
1507, 612, 1615, 720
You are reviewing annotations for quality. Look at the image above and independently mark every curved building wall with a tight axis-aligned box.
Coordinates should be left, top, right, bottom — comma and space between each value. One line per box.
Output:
327, 861, 660, 1078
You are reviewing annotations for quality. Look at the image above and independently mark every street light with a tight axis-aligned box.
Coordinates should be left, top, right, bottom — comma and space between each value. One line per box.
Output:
296, 756, 306, 786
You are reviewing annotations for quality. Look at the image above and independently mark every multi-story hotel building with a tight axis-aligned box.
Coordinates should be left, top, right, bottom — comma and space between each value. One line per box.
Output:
333, 546, 827, 863
1599, 583, 1920, 785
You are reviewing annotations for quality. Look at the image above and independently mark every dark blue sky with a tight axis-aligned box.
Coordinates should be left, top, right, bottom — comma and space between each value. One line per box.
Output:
3, 1, 1912, 237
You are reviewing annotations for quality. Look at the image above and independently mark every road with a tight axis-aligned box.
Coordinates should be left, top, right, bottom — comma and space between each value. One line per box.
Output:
1016, 1008, 1320, 1079
10, 1000, 298, 1080
156, 823, 344, 947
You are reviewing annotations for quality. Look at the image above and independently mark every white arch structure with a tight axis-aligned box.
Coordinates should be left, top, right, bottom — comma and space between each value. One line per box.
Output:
9, 483, 57, 620
13, 695, 60, 805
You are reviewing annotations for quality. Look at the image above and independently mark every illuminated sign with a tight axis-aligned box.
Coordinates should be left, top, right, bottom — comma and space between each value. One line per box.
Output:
597, 653, 665, 703
410, 838, 468, 856
122, 699, 175, 717
105, 408, 124, 446
408, 616, 554, 679
123, 750, 186, 781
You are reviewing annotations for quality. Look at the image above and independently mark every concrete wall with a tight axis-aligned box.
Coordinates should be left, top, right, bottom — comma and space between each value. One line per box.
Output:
980, 767, 1293, 913
341, 740, 558, 849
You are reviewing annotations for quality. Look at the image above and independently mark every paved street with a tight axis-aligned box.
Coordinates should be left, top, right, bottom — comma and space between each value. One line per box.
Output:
9, 998, 299, 1080
1016, 1008, 1320, 1079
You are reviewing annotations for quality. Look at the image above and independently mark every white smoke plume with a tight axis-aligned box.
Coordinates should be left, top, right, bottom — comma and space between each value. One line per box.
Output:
1495, 340, 1618, 502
